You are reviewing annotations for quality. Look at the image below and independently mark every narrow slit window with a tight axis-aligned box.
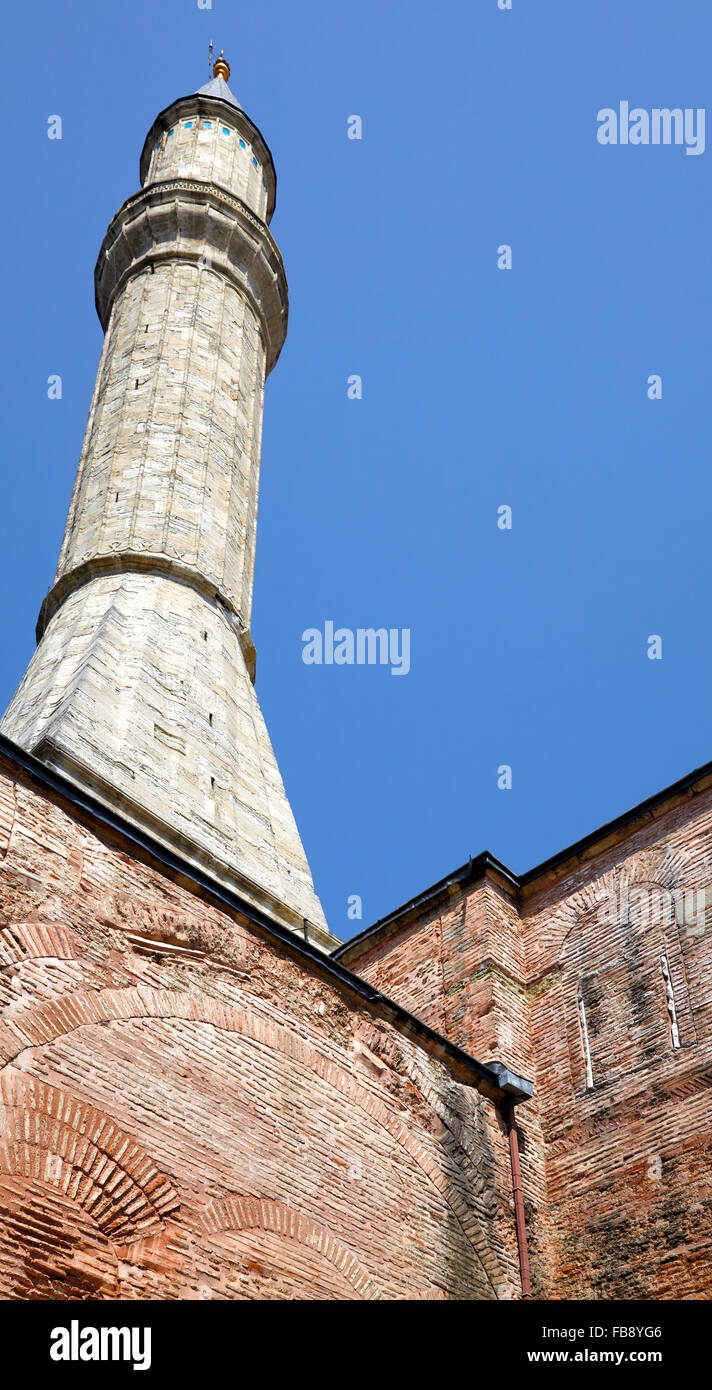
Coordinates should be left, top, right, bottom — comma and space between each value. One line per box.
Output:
661, 957, 681, 1049
578, 991, 594, 1090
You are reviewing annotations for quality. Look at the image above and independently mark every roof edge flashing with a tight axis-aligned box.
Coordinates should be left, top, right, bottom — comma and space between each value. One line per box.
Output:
333, 852, 516, 964
0, 733, 519, 1107
336, 757, 712, 963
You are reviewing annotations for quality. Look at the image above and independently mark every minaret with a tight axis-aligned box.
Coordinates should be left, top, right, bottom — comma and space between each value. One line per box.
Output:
1, 57, 336, 950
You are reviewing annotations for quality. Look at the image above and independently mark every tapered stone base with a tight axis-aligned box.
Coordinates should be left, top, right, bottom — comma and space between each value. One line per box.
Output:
1, 572, 335, 949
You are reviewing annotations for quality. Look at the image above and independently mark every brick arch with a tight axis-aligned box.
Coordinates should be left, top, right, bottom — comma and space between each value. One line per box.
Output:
550, 852, 683, 969
0, 984, 506, 1296
0, 1171, 121, 1299
561, 879, 670, 960
0, 922, 79, 969
556, 865, 697, 1093
201, 1195, 384, 1300
0, 1067, 179, 1242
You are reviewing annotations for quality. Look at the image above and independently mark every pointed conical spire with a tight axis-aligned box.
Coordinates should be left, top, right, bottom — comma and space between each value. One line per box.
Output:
199, 51, 241, 109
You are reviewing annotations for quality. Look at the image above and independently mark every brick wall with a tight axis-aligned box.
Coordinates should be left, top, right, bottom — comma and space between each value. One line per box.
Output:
0, 751, 521, 1300
521, 789, 712, 1299
343, 786, 712, 1300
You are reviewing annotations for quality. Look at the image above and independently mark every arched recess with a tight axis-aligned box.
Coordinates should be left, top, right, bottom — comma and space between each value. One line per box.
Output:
559, 869, 697, 1094
0, 983, 508, 1297
201, 1195, 384, 1300
0, 1067, 179, 1242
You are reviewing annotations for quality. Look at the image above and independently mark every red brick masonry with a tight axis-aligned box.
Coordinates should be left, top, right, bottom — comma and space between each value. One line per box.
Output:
4, 734, 708, 1300
0, 746, 525, 1300
339, 771, 712, 1299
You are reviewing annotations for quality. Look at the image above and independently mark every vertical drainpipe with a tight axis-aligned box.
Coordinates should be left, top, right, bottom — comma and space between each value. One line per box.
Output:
506, 1102, 532, 1300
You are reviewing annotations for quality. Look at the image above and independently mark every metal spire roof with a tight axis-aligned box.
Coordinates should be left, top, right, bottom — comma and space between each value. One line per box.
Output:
198, 73, 241, 110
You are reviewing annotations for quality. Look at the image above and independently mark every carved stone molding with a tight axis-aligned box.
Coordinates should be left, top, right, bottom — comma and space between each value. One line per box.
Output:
36, 554, 258, 682
94, 179, 289, 372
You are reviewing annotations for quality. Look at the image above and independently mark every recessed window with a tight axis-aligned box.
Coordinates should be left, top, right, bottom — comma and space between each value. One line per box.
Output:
252, 155, 258, 168
239, 138, 246, 149
167, 129, 174, 138
203, 120, 212, 129
184, 121, 193, 129
222, 126, 230, 136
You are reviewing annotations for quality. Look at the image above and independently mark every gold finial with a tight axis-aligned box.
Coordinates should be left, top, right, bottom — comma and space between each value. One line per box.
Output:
213, 50, 230, 81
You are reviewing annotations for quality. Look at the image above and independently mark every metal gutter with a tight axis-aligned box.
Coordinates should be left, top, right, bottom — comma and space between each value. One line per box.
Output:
506, 1101, 532, 1300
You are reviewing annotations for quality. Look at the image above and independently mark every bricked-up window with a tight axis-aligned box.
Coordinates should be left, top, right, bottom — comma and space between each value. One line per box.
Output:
579, 960, 656, 1086
562, 888, 696, 1093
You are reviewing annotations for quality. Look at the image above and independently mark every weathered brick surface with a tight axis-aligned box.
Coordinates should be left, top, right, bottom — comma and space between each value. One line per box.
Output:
0, 754, 521, 1300
343, 787, 712, 1300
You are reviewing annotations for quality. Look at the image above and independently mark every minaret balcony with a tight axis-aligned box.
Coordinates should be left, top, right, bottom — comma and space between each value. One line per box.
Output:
94, 179, 288, 374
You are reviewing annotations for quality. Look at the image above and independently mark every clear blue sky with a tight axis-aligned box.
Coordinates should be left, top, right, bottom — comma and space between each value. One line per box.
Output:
2, 1, 711, 941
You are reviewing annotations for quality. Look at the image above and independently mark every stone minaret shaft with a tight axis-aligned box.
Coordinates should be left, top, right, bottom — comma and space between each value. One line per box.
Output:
2, 59, 334, 948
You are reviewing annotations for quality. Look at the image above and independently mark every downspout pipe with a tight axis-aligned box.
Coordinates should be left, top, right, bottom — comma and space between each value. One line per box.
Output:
506, 1102, 532, 1300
